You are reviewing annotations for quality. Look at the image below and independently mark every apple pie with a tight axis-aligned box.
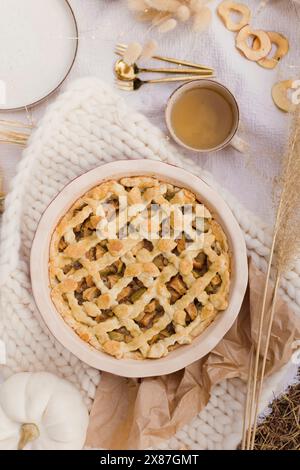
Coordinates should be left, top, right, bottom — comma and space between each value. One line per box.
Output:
49, 176, 231, 360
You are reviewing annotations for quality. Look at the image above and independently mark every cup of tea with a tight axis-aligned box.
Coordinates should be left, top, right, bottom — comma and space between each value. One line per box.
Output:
165, 80, 246, 153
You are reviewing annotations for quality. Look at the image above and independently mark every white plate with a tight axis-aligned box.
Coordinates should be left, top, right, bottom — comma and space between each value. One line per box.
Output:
0, 0, 78, 110
30, 160, 248, 378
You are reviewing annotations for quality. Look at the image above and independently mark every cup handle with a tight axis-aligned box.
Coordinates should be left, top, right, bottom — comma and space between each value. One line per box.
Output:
230, 134, 249, 154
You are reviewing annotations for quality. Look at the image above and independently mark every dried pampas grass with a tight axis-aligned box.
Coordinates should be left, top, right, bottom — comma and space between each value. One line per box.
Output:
123, 42, 143, 65
243, 105, 300, 449
127, 0, 213, 33
176, 5, 190, 21
274, 108, 300, 274
193, 6, 211, 32
158, 17, 177, 32
122, 40, 158, 65
141, 39, 158, 58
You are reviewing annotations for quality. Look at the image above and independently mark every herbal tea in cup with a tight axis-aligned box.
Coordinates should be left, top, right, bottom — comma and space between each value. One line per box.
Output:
166, 80, 243, 153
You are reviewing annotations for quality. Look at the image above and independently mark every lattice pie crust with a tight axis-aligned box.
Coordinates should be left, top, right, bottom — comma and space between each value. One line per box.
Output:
49, 177, 231, 360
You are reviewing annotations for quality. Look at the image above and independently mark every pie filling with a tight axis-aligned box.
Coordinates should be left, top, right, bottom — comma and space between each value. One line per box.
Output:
49, 176, 231, 360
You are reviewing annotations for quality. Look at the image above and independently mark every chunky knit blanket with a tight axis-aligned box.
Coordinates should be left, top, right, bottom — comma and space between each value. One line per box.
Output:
0, 78, 299, 449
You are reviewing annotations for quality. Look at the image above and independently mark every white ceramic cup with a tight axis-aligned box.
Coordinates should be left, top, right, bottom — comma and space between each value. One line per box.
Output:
165, 79, 247, 153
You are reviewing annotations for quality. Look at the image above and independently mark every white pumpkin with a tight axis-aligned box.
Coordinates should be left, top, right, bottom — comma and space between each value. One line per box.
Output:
0, 372, 89, 450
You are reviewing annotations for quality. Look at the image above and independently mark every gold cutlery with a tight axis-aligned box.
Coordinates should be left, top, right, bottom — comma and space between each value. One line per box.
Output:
114, 59, 214, 81
115, 75, 215, 91
115, 43, 214, 72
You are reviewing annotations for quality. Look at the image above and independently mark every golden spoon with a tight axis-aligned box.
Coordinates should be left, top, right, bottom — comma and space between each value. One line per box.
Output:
115, 74, 215, 91
114, 59, 214, 81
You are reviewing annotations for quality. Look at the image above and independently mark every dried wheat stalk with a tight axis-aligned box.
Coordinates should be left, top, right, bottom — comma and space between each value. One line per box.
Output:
0, 119, 33, 212
243, 106, 300, 449
0, 165, 5, 214
0, 119, 31, 147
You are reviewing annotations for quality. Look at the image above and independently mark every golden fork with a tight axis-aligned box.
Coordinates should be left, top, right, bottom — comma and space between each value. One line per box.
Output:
115, 75, 215, 91
115, 43, 214, 72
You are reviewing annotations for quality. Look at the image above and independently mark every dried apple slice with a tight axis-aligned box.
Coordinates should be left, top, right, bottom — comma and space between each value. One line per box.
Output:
291, 80, 300, 105
218, 0, 251, 32
272, 80, 296, 113
253, 32, 289, 69
236, 26, 271, 61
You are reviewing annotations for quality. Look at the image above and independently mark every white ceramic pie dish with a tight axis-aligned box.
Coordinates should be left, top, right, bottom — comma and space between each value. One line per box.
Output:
30, 160, 248, 377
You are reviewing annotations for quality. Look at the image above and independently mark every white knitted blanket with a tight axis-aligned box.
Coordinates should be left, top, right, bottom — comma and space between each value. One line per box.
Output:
0, 78, 299, 450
